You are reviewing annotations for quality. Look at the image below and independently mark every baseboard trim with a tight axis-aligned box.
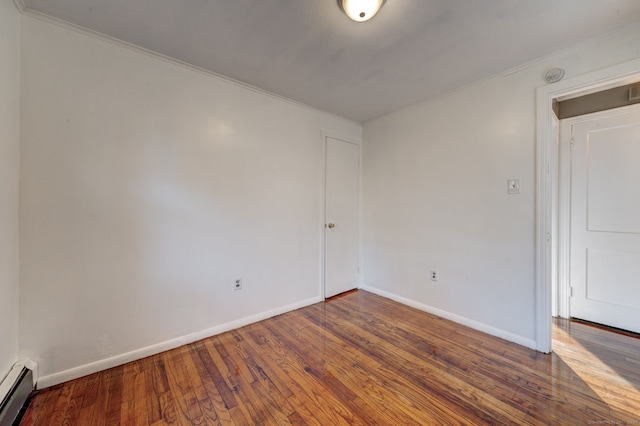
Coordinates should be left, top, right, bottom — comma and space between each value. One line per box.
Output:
359, 285, 537, 350
37, 296, 322, 389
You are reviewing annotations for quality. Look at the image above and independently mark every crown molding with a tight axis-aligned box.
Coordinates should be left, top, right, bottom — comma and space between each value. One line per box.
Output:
18, 7, 360, 126
12, 0, 25, 13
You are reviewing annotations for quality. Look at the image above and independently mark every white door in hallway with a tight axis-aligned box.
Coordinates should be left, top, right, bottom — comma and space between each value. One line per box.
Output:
569, 105, 640, 333
324, 136, 359, 298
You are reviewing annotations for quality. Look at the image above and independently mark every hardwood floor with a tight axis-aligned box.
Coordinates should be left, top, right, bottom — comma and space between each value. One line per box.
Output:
20, 290, 640, 425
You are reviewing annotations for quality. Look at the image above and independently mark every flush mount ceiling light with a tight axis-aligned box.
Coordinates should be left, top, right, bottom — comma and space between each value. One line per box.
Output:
338, 0, 386, 22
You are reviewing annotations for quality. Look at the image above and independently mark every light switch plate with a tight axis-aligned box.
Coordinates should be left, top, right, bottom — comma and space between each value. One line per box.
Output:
507, 179, 520, 194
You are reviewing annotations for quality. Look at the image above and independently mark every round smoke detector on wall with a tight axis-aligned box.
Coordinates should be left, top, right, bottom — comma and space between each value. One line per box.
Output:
544, 68, 565, 83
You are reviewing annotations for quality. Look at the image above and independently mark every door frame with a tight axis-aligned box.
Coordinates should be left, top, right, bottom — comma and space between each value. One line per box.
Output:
535, 58, 640, 353
320, 131, 362, 299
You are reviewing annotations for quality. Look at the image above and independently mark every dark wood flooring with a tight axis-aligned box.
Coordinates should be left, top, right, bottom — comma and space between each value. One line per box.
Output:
20, 290, 640, 425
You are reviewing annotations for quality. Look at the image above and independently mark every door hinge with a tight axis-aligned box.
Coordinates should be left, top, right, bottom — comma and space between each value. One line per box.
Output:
569, 286, 574, 297
569, 138, 575, 151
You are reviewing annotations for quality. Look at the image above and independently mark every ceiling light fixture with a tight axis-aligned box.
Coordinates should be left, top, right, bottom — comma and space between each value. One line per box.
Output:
338, 0, 386, 22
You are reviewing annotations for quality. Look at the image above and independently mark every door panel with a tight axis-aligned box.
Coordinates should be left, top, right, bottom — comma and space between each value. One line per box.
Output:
587, 125, 640, 233
570, 106, 640, 333
324, 136, 359, 298
586, 248, 640, 310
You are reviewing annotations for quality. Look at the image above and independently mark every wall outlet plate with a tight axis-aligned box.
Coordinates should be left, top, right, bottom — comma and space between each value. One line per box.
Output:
234, 277, 242, 290
507, 179, 520, 194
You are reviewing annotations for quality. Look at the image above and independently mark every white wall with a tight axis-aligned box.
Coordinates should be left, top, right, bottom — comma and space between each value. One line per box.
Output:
362, 23, 640, 347
0, 0, 21, 381
19, 16, 360, 385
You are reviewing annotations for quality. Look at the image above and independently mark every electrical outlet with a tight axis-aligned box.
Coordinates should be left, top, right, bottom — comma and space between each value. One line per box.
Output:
234, 277, 242, 290
430, 270, 438, 282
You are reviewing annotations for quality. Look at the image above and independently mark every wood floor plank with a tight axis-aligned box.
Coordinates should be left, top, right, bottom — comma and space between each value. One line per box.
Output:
58, 368, 92, 425
272, 311, 418, 423
204, 337, 263, 425
262, 318, 371, 425
301, 303, 527, 424
175, 346, 218, 425
328, 294, 598, 422
140, 357, 162, 425
274, 311, 436, 425
162, 349, 205, 424
188, 343, 234, 426
255, 320, 363, 425
331, 303, 561, 421
44, 380, 76, 426
20, 385, 59, 425
119, 362, 135, 424
74, 370, 108, 425
195, 339, 238, 413
105, 366, 124, 425
229, 331, 297, 423
150, 357, 181, 424
20, 290, 640, 425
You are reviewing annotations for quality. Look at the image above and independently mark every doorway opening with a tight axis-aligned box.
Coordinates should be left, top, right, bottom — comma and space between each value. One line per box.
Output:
535, 58, 640, 353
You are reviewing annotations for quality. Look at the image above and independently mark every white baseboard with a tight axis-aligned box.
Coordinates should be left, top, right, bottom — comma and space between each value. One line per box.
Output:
37, 296, 322, 389
359, 285, 537, 350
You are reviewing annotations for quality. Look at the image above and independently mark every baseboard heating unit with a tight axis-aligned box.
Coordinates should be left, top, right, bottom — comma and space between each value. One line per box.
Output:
0, 362, 36, 426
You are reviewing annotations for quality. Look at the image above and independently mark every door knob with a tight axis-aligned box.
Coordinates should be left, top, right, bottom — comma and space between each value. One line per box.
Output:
327, 223, 335, 229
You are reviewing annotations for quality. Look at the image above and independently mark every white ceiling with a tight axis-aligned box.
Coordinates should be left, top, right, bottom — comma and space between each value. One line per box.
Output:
20, 0, 640, 122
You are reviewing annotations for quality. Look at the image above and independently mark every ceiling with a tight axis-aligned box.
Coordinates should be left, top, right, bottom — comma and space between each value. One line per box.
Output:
20, 0, 640, 122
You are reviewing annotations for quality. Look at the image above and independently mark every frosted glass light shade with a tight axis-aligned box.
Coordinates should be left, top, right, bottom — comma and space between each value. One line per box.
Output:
339, 0, 386, 22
